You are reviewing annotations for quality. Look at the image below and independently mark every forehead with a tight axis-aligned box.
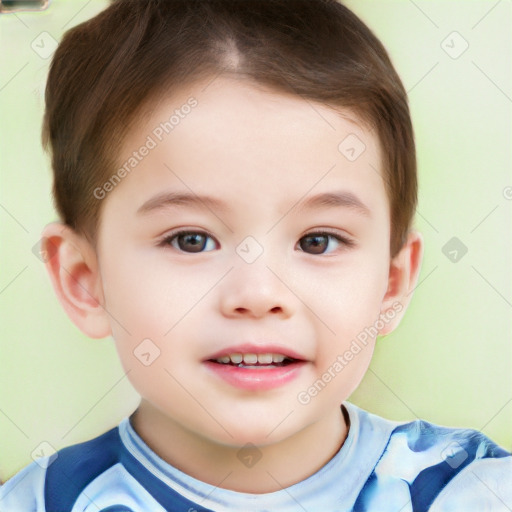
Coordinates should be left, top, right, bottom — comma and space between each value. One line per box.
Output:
109, 76, 388, 219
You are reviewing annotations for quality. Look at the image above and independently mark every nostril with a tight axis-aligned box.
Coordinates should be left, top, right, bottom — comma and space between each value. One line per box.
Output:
233, 306, 283, 315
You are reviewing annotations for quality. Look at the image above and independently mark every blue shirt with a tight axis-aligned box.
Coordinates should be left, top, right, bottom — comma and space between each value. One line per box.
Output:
1, 402, 510, 511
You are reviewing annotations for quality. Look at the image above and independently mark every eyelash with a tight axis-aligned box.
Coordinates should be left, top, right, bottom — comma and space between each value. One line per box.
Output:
159, 228, 355, 254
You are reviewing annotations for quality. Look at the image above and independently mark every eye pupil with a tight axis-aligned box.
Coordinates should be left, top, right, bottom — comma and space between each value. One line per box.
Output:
179, 233, 206, 252
300, 234, 328, 254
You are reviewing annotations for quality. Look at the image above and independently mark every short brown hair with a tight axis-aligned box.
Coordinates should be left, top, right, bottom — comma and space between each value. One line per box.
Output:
43, 0, 416, 256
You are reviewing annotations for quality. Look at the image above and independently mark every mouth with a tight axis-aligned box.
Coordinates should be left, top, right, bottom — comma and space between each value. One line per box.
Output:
204, 345, 308, 390
209, 352, 299, 369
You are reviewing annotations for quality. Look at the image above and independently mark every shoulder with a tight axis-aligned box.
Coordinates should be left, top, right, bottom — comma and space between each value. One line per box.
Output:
44, 425, 124, 510
349, 406, 512, 511
387, 419, 511, 510
430, 456, 512, 511
0, 425, 122, 512
0, 458, 47, 512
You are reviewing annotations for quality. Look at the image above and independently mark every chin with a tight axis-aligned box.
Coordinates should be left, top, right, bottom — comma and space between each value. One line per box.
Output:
202, 416, 302, 449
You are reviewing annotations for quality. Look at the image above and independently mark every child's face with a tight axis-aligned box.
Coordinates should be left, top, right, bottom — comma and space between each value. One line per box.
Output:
95, 76, 393, 445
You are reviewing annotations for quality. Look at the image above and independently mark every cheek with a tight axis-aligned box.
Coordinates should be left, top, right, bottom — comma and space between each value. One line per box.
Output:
303, 257, 388, 335
299, 255, 388, 392
101, 249, 207, 337
102, 249, 224, 381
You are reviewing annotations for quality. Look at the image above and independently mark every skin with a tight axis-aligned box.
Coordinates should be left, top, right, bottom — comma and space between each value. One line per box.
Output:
42, 76, 423, 493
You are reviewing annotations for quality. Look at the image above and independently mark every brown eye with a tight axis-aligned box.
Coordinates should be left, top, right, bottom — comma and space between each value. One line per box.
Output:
164, 231, 216, 253
299, 234, 329, 254
298, 232, 352, 255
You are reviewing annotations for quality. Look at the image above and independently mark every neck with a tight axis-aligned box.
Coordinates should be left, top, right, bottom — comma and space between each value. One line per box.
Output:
130, 400, 348, 494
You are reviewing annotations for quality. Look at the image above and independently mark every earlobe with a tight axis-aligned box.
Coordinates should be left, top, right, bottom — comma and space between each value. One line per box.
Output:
41, 222, 112, 339
378, 230, 424, 336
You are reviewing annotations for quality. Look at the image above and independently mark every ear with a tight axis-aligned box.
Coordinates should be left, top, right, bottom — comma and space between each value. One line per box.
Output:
378, 230, 424, 336
40, 222, 112, 339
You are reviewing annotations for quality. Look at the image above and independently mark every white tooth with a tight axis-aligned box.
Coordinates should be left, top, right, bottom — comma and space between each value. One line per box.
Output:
230, 353, 243, 364
272, 353, 285, 363
243, 353, 258, 364
217, 356, 230, 364
257, 353, 273, 364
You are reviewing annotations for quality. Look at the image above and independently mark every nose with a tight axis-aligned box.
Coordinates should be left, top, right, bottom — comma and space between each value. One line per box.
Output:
218, 260, 296, 319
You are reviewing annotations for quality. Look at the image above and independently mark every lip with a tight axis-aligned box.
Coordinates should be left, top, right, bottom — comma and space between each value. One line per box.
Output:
205, 343, 307, 362
203, 360, 307, 391
203, 343, 309, 391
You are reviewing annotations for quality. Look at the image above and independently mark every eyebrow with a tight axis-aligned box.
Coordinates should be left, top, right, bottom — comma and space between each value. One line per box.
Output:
137, 190, 370, 217
295, 191, 371, 217
137, 192, 230, 215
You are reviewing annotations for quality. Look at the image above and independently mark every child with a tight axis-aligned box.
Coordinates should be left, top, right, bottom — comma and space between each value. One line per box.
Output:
1, 0, 510, 510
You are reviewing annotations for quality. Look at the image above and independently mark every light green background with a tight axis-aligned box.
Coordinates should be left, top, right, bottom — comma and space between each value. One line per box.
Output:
0, 0, 510, 482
